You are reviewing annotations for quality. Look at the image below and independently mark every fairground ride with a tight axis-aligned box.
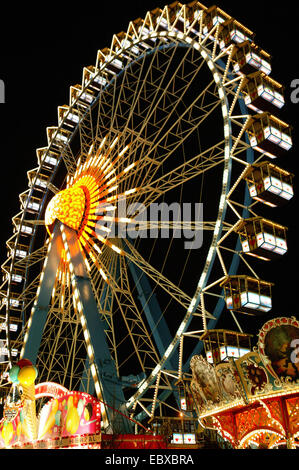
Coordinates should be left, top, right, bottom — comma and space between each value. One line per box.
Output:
0, 1, 296, 445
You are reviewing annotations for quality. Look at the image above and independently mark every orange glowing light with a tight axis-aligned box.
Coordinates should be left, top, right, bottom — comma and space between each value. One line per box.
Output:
45, 186, 86, 233
45, 137, 133, 258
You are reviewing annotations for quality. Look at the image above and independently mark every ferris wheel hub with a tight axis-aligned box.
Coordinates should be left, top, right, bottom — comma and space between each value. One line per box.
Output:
45, 185, 86, 233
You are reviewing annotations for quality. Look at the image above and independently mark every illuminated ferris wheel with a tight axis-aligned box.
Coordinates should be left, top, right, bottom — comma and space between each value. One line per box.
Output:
0, 2, 294, 432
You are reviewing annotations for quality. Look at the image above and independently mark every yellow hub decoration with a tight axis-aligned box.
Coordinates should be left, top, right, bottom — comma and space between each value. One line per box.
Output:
45, 185, 86, 233
44, 136, 128, 254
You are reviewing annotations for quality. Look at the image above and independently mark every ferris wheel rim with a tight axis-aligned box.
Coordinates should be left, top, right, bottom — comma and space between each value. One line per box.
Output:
24, 39, 233, 393
4, 17, 238, 393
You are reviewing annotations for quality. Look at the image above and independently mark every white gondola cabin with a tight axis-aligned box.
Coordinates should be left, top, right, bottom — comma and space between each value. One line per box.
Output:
9, 244, 28, 260
220, 275, 273, 315
244, 162, 294, 207
202, 5, 230, 36
242, 72, 285, 114
218, 19, 254, 49
1, 293, 22, 312
245, 113, 292, 158
200, 329, 252, 365
232, 41, 271, 76
235, 217, 288, 261
177, 380, 193, 413
4, 268, 24, 285
0, 317, 20, 334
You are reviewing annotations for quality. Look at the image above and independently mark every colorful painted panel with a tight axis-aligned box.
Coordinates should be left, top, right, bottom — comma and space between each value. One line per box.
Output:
258, 317, 299, 381
286, 396, 299, 436
37, 391, 101, 441
0, 390, 101, 448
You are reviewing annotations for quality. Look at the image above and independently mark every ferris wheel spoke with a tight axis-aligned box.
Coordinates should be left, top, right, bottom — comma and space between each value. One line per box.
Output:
133, 147, 225, 210
86, 240, 162, 375
116, 220, 230, 234
14, 273, 41, 307
107, 135, 224, 203
92, 50, 223, 210
131, 105, 222, 200
137, 69, 218, 151
99, 135, 225, 214
96, 46, 218, 190
120, 238, 214, 319
124, 80, 221, 194
110, 286, 161, 375
93, 235, 187, 308
102, 39, 182, 148
96, 39, 194, 160
119, 43, 202, 153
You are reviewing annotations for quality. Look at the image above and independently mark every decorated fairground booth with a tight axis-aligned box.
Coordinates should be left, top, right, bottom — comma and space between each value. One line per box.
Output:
183, 317, 299, 449
0, 362, 101, 449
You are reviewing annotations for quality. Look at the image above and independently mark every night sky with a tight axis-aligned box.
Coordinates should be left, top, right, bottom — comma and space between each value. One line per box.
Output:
0, 0, 298, 345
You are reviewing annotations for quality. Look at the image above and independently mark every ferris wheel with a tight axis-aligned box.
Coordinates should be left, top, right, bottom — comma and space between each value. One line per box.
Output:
0, 2, 293, 432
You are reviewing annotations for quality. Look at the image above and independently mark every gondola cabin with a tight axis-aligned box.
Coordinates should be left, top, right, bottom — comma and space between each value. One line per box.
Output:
177, 380, 193, 412
4, 268, 24, 285
244, 162, 294, 207
245, 113, 292, 158
232, 41, 271, 76
9, 243, 28, 261
242, 72, 285, 114
219, 19, 254, 49
200, 329, 252, 365
202, 5, 230, 36
0, 316, 20, 335
19, 194, 42, 215
235, 217, 288, 261
220, 275, 274, 315
1, 293, 22, 313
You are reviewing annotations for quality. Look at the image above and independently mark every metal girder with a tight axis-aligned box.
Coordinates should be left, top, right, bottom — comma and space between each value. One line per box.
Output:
22, 222, 132, 433
22, 223, 63, 362
125, 240, 178, 369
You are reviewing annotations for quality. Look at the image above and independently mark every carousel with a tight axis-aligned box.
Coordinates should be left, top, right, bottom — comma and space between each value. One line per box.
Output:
179, 316, 299, 449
